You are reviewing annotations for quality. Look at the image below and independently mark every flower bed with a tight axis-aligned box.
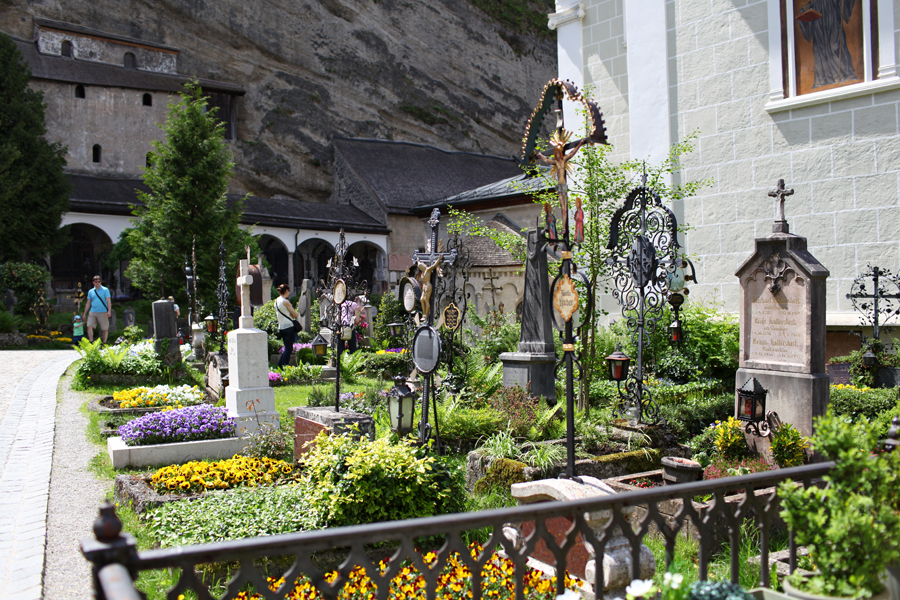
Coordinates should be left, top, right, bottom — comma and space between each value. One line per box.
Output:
75, 339, 191, 381
113, 384, 206, 409
118, 405, 235, 447
151, 455, 299, 494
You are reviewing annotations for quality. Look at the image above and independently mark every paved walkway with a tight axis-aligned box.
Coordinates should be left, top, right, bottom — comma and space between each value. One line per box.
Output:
0, 350, 79, 600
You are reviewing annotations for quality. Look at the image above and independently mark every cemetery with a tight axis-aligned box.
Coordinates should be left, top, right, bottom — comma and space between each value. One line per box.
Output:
2, 4, 900, 600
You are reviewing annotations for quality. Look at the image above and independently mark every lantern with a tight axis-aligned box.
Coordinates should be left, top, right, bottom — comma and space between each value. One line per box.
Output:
311, 333, 329, 358
883, 416, 899, 453
605, 346, 631, 382
387, 322, 405, 338
387, 376, 418, 436
204, 314, 217, 334
863, 349, 877, 367
737, 377, 769, 436
669, 319, 683, 343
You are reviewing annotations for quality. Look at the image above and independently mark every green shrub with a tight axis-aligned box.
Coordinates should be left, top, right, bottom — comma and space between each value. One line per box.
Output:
769, 423, 808, 469
0, 310, 25, 333
830, 383, 897, 422
489, 385, 538, 437
241, 420, 294, 463
520, 443, 565, 469
0, 261, 50, 315
659, 393, 734, 442
473, 458, 527, 494
466, 309, 519, 364
476, 430, 519, 459
651, 379, 725, 405
121, 325, 145, 343
459, 360, 504, 407
438, 404, 506, 441
714, 417, 748, 460
363, 350, 410, 377
302, 433, 464, 527
372, 292, 405, 350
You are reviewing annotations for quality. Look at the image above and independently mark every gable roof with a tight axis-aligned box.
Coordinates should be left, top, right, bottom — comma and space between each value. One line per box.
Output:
332, 137, 522, 214
462, 214, 526, 267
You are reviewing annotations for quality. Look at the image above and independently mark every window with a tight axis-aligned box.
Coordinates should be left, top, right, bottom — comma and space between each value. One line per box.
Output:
124, 52, 137, 69
61, 40, 73, 58
767, 0, 898, 109
75, 85, 85, 99
92, 145, 101, 163
146, 153, 152, 168
205, 92, 237, 140
142, 93, 152, 107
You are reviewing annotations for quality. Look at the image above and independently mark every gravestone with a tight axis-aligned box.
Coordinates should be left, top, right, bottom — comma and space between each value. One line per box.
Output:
297, 279, 312, 333
147, 319, 154, 338
290, 405, 375, 461
123, 308, 136, 329
734, 180, 829, 438
226, 259, 278, 434
499, 228, 557, 401
151, 300, 181, 366
4, 290, 16, 315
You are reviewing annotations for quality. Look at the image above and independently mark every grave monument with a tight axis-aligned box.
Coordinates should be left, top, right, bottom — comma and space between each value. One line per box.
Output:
152, 299, 181, 366
734, 180, 829, 438
499, 228, 557, 401
225, 259, 278, 433
297, 278, 313, 333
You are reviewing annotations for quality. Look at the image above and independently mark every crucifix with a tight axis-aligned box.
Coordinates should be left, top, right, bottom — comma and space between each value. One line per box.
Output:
236, 259, 254, 329
482, 267, 502, 309
847, 266, 900, 342
768, 178, 794, 234
412, 209, 458, 321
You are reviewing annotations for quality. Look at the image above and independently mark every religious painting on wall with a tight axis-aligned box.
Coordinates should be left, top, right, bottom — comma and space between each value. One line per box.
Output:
792, 0, 870, 95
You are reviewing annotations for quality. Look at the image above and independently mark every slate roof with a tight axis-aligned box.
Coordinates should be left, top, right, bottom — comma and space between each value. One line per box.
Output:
332, 137, 523, 214
13, 36, 244, 95
65, 174, 389, 234
420, 169, 553, 212
462, 214, 526, 267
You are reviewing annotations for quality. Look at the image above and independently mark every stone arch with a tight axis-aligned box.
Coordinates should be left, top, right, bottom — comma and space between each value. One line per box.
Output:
257, 234, 289, 287
50, 223, 113, 290
296, 238, 335, 286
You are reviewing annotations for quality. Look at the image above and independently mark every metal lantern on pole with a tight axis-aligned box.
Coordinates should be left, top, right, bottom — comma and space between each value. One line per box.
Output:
387, 322, 405, 338
387, 376, 418, 436
204, 314, 217, 334
605, 347, 631, 382
737, 377, 771, 436
311, 333, 329, 358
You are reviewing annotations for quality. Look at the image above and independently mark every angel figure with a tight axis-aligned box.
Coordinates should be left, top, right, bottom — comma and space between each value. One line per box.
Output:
416, 259, 441, 320
536, 129, 586, 235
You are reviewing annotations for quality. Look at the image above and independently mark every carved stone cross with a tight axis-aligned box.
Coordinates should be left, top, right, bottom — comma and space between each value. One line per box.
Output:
768, 178, 794, 234
237, 259, 254, 328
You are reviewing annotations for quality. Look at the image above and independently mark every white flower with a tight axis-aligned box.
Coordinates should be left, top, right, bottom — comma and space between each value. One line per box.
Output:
663, 572, 684, 590
626, 579, 656, 599
555, 590, 580, 600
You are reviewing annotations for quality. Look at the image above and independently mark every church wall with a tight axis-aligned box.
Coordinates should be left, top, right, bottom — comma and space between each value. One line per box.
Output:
576, 0, 900, 326
34, 80, 170, 177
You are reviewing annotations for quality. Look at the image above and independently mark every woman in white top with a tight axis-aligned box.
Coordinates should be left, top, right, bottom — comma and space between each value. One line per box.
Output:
275, 284, 300, 367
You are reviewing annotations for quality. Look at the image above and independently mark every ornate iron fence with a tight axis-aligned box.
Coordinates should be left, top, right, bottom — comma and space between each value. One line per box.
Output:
82, 462, 834, 600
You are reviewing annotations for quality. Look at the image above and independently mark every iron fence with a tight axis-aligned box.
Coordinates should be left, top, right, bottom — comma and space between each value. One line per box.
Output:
82, 462, 834, 600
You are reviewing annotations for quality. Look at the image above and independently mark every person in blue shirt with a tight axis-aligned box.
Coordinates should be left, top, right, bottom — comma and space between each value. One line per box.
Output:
82, 275, 112, 343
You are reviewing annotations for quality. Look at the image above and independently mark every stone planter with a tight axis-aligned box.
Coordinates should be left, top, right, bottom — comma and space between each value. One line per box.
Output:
114, 474, 206, 514
107, 435, 247, 469
87, 396, 165, 416
660, 456, 703, 484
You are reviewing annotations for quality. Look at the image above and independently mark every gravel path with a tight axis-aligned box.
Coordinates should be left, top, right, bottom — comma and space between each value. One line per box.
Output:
42, 364, 109, 600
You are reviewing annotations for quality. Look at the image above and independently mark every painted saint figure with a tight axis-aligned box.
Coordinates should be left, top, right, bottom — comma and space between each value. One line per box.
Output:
544, 203, 559, 241
573, 195, 584, 244
796, 0, 859, 89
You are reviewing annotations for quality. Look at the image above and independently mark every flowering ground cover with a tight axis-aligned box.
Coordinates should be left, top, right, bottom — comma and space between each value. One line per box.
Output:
225, 545, 580, 600
118, 405, 234, 446
113, 384, 205, 409
151, 455, 298, 494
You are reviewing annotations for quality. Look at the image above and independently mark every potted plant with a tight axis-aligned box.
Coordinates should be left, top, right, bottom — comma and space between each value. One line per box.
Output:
778, 411, 900, 599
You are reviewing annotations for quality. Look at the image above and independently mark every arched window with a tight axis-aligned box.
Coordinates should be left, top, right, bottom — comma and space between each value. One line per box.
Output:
61, 40, 73, 58
142, 93, 152, 107
124, 52, 137, 69
92, 145, 101, 163
75, 85, 85, 99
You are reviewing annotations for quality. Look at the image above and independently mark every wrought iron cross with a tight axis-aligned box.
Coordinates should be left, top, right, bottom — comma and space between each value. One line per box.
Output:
411, 209, 458, 323
482, 267, 502, 308
768, 179, 794, 233
847, 266, 900, 341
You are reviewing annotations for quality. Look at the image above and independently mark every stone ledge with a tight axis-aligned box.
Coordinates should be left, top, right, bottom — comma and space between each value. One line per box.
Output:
0, 333, 27, 347
114, 473, 206, 514
107, 435, 247, 469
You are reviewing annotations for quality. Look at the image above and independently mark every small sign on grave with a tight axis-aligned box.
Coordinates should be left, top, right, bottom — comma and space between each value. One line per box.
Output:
553, 274, 579, 322
412, 325, 441, 374
442, 303, 461, 331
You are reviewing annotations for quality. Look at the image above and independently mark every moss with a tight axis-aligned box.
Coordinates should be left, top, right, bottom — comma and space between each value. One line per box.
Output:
474, 458, 528, 495
592, 448, 663, 473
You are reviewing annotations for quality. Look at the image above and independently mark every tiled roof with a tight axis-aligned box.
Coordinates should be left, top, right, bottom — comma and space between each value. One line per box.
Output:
462, 214, 526, 267
423, 169, 553, 210
332, 137, 522, 213
65, 174, 388, 233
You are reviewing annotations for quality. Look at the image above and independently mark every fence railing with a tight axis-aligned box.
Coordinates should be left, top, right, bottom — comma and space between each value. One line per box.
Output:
81, 461, 834, 600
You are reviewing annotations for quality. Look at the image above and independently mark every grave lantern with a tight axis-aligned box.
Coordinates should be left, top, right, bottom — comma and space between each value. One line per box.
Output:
311, 333, 329, 358
737, 377, 768, 435
863, 349, 877, 367
669, 319, 683, 343
606, 346, 631, 382
387, 376, 418, 436
883, 416, 899, 453
204, 314, 217, 334
387, 322, 405, 337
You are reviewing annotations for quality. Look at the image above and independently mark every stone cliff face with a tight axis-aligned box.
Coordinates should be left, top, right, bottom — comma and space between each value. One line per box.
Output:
2, 0, 556, 202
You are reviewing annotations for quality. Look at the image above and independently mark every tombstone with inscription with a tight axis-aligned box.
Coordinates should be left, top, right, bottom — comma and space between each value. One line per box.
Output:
123, 308, 136, 329
152, 300, 182, 366
500, 228, 557, 401
734, 180, 829, 437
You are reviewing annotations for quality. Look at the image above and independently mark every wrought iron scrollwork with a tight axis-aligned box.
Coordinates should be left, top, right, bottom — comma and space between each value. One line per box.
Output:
846, 265, 900, 345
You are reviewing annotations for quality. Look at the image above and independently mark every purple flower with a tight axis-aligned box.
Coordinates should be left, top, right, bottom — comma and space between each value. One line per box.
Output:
117, 405, 234, 447
269, 372, 283, 382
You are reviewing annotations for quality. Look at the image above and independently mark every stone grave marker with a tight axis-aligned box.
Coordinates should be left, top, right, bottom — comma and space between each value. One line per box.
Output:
734, 180, 829, 438
297, 278, 312, 333
4, 289, 16, 315
500, 228, 557, 401
152, 300, 181, 365
123, 308, 136, 329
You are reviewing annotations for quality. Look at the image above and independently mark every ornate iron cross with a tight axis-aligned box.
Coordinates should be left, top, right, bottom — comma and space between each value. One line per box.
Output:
846, 266, 900, 342
411, 209, 458, 323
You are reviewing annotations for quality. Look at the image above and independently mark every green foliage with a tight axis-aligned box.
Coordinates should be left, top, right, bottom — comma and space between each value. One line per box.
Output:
659, 393, 735, 442
468, 0, 555, 40
372, 292, 406, 350
687, 423, 718, 460
830, 383, 897, 421
842, 342, 900, 388
473, 458, 528, 494
520, 443, 565, 469
0, 261, 50, 315
125, 81, 256, 307
459, 360, 504, 407
779, 411, 900, 597
253, 300, 279, 336
713, 417, 748, 461
0, 34, 70, 262
301, 433, 464, 527
362, 350, 409, 377
476, 430, 519, 459
273, 363, 324, 385
465, 309, 520, 365
489, 385, 538, 437
148, 484, 320, 547
436, 403, 506, 441
769, 423, 808, 469
241, 420, 294, 463
121, 325, 145, 344
0, 309, 26, 333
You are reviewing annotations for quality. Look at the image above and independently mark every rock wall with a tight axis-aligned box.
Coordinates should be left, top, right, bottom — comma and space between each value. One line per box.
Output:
2, 0, 556, 202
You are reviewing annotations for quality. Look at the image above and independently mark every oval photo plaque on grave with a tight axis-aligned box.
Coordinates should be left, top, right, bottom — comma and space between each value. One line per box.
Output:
412, 325, 441, 374
333, 279, 347, 305
400, 277, 420, 313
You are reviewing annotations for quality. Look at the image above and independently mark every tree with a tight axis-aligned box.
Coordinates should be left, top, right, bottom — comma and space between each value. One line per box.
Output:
125, 82, 256, 317
0, 33, 70, 261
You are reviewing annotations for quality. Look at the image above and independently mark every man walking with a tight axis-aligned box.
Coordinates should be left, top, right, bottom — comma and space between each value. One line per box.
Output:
82, 275, 112, 343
